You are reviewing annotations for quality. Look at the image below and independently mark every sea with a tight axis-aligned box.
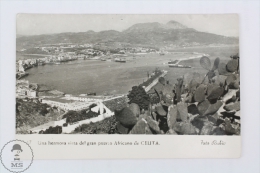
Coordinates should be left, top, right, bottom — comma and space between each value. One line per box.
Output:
20, 52, 224, 95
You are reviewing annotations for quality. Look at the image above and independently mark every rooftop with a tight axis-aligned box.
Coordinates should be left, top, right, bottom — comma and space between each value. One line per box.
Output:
44, 97, 74, 103
76, 96, 105, 99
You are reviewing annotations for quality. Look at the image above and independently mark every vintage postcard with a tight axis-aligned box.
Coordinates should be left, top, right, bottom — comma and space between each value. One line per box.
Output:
15, 14, 241, 159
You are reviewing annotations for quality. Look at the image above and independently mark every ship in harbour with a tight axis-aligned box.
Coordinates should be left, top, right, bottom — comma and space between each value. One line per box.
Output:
168, 60, 191, 68
114, 58, 126, 63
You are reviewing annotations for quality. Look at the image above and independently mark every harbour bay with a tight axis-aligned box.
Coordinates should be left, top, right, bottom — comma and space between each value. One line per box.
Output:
21, 46, 238, 95
22, 53, 203, 95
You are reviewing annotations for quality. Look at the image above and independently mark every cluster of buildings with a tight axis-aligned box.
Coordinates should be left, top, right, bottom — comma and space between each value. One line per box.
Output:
16, 80, 37, 98
16, 52, 82, 79
40, 95, 108, 111
41, 98, 91, 111
162, 42, 202, 49
34, 43, 94, 54
80, 48, 105, 56
106, 47, 157, 54
16, 78, 113, 112
128, 47, 157, 53
17, 59, 35, 72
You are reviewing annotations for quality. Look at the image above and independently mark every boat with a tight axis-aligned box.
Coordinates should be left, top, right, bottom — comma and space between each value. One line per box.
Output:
101, 58, 106, 61
168, 60, 179, 64
38, 62, 45, 66
54, 62, 61, 65
168, 64, 191, 68
87, 92, 96, 96
115, 58, 126, 63
167, 59, 191, 68
159, 52, 165, 56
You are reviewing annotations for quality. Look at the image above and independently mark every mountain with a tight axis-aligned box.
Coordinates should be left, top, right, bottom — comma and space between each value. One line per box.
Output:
123, 20, 188, 33
16, 20, 239, 49
165, 20, 187, 29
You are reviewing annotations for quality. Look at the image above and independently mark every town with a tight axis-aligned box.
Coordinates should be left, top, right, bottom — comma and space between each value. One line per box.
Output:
16, 43, 161, 79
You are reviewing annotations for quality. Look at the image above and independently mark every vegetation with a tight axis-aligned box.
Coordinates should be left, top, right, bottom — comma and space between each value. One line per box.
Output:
39, 126, 62, 134
16, 98, 63, 134
113, 54, 240, 135
73, 116, 117, 134
103, 96, 128, 112
62, 109, 99, 124
127, 86, 150, 110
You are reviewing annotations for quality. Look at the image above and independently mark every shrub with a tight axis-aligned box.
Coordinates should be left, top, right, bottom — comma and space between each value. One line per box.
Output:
74, 116, 117, 134
127, 86, 150, 110
39, 126, 62, 134
64, 110, 99, 124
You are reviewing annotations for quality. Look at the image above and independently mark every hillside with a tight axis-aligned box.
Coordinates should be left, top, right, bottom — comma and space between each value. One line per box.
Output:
16, 98, 64, 134
16, 20, 239, 49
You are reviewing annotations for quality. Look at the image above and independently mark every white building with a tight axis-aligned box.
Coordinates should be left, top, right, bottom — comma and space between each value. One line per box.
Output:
42, 97, 93, 111
64, 95, 104, 102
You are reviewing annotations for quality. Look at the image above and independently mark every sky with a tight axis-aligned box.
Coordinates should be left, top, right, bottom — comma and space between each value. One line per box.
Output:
17, 14, 239, 37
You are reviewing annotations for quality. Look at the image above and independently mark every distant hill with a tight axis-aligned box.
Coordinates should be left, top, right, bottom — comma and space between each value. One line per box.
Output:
16, 20, 239, 49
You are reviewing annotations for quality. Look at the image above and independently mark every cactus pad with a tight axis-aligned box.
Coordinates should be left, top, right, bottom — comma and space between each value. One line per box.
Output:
200, 56, 211, 70
226, 59, 239, 72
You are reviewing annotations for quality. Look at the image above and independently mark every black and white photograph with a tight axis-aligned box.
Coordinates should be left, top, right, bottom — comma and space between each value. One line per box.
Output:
1, 0, 260, 171
16, 14, 240, 135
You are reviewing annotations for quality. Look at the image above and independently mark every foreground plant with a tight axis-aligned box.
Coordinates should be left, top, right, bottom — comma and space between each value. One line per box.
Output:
77, 54, 240, 136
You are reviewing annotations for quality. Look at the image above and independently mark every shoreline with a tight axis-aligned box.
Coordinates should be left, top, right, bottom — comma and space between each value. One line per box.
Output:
21, 54, 52, 57
167, 44, 239, 50
18, 53, 204, 96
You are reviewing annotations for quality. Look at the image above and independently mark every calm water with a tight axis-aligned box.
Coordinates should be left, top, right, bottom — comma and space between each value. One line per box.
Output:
23, 53, 206, 95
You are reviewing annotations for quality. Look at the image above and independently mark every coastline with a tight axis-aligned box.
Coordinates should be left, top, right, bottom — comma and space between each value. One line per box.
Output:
21, 54, 52, 57
17, 52, 205, 97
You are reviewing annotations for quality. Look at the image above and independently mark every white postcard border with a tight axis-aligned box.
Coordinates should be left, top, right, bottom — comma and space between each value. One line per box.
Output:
0, 0, 260, 173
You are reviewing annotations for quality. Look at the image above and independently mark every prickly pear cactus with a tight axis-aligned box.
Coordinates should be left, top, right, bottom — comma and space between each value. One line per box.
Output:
161, 84, 174, 106
129, 118, 148, 134
226, 59, 239, 72
115, 107, 138, 128
155, 104, 167, 116
212, 57, 220, 71
224, 101, 240, 111
224, 118, 240, 135
197, 99, 211, 116
226, 74, 237, 86
203, 100, 223, 116
197, 99, 223, 116
188, 78, 199, 93
212, 75, 227, 86
145, 116, 161, 134
200, 122, 214, 135
173, 122, 197, 135
200, 56, 211, 70
167, 105, 177, 129
207, 83, 219, 96
166, 129, 178, 135
177, 102, 188, 122
175, 77, 184, 102
218, 62, 230, 76
207, 87, 224, 100
194, 85, 206, 102
128, 103, 140, 118
116, 122, 129, 134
